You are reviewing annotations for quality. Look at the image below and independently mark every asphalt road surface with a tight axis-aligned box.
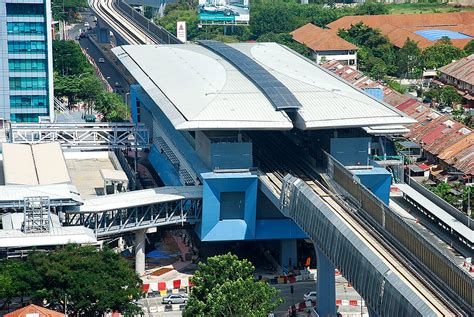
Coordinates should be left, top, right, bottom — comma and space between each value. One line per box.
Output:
68, 11, 130, 102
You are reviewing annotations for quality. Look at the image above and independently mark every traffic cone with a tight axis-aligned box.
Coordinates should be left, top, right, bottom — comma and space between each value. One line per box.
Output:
416, 218, 419, 224
470, 266, 474, 273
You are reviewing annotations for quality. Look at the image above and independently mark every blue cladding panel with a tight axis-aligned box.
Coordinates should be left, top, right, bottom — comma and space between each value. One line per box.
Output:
211, 142, 253, 169
148, 145, 182, 186
200, 172, 258, 241
353, 167, 391, 205
330, 137, 371, 166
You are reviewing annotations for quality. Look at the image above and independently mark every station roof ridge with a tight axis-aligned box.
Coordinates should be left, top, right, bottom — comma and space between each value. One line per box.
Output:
113, 42, 415, 131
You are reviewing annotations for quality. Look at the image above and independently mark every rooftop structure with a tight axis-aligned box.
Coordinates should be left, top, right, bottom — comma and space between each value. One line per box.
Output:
327, 12, 474, 49
438, 54, 474, 102
2, 143, 70, 185
113, 42, 414, 131
291, 23, 358, 68
4, 304, 65, 317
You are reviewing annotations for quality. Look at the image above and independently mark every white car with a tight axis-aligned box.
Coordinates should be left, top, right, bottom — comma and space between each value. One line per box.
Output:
84, 22, 90, 28
98, 58, 105, 63
303, 291, 317, 301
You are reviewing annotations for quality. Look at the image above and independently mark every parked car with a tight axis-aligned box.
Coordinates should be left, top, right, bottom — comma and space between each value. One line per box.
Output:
303, 291, 317, 302
161, 294, 187, 305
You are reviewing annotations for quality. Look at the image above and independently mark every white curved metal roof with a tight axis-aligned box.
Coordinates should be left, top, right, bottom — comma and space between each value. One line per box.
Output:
112, 45, 293, 131
113, 42, 415, 131
239, 42, 416, 129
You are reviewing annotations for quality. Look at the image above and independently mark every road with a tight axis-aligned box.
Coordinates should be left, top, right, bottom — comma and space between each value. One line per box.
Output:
67, 11, 130, 103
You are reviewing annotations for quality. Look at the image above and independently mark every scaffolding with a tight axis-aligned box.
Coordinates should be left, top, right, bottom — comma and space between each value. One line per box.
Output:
23, 197, 51, 233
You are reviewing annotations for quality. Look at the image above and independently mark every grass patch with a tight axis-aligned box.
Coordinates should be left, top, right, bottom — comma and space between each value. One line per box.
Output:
387, 3, 474, 14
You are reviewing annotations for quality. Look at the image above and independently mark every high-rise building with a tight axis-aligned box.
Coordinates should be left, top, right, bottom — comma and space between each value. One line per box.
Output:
0, 0, 54, 123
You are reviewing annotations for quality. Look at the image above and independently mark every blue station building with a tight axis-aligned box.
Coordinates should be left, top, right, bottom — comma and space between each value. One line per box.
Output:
113, 41, 415, 267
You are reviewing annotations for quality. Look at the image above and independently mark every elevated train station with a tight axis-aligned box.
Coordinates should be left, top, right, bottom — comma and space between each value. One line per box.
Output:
0, 37, 471, 316
111, 41, 473, 316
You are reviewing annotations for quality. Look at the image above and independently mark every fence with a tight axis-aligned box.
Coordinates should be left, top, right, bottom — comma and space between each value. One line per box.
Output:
324, 151, 473, 311
406, 176, 472, 229
115, 0, 181, 44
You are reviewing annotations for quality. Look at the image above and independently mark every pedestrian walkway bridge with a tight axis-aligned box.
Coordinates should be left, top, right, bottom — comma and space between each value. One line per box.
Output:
64, 186, 202, 237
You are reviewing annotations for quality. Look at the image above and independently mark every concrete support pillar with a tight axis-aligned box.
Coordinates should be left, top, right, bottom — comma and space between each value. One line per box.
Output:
135, 229, 146, 276
280, 239, 297, 268
316, 246, 336, 317
98, 27, 110, 43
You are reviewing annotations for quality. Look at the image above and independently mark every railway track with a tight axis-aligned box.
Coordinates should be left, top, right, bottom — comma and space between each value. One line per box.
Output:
248, 131, 462, 316
89, 0, 154, 45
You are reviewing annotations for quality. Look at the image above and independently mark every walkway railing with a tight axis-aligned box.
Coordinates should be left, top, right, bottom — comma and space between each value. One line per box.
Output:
115, 0, 181, 44
65, 198, 201, 237
9, 122, 149, 150
323, 151, 473, 311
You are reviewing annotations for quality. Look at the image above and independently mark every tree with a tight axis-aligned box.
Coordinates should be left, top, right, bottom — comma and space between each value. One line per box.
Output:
183, 253, 282, 317
53, 40, 94, 76
95, 92, 130, 122
436, 36, 452, 45
354, 1, 389, 15
339, 22, 397, 76
368, 57, 388, 80
422, 44, 465, 69
76, 75, 103, 108
0, 259, 42, 306
464, 40, 474, 55
439, 85, 462, 107
397, 38, 422, 78
26, 245, 142, 316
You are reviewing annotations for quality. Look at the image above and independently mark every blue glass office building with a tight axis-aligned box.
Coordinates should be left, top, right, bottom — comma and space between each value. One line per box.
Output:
0, 0, 54, 123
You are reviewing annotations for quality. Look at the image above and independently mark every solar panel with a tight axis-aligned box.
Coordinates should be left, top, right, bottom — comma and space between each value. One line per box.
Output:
199, 40, 302, 110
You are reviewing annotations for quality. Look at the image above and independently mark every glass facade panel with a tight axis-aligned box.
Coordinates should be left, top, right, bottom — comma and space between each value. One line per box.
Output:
10, 95, 48, 108
9, 77, 47, 90
6, 3, 44, 16
8, 41, 46, 54
7, 22, 45, 35
10, 113, 47, 123
9, 59, 47, 72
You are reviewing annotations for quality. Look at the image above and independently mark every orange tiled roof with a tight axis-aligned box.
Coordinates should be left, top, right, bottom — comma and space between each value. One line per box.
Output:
291, 23, 358, 51
4, 304, 65, 317
321, 59, 474, 175
327, 12, 474, 49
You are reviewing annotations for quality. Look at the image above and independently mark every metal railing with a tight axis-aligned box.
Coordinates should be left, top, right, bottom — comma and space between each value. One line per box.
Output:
9, 122, 149, 150
65, 198, 201, 237
323, 151, 473, 311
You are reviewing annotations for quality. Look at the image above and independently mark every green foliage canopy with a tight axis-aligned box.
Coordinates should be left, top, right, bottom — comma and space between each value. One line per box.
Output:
53, 40, 94, 76
422, 43, 466, 69
183, 253, 282, 317
464, 40, 474, 55
0, 245, 142, 316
